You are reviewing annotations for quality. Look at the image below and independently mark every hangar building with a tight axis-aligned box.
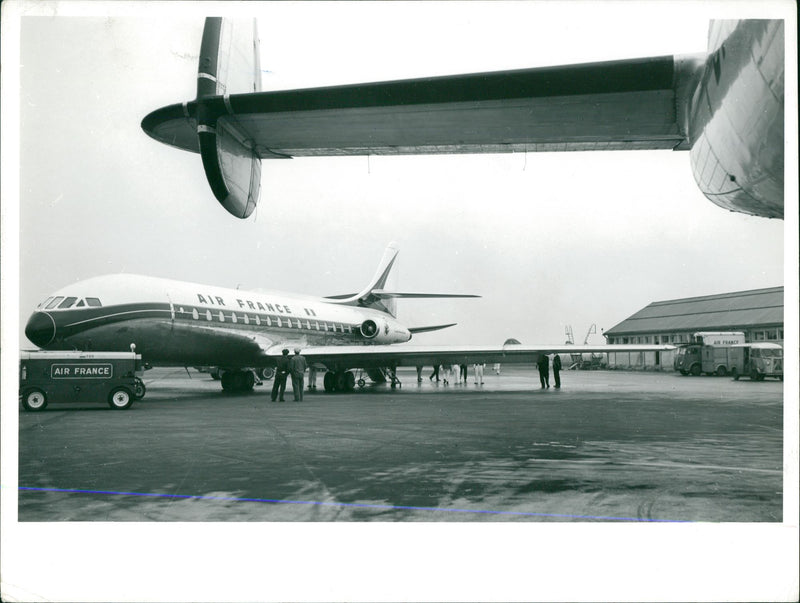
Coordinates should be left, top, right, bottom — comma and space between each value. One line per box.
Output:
603, 286, 784, 371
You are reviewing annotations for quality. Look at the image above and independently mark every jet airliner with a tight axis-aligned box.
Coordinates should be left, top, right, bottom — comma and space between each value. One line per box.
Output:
142, 18, 785, 220
24, 245, 672, 393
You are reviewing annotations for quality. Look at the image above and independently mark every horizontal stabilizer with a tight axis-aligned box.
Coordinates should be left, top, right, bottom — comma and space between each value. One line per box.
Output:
371, 290, 480, 299
409, 324, 457, 334
328, 291, 480, 301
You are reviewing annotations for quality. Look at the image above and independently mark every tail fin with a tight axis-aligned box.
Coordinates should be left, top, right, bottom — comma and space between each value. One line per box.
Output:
325, 243, 479, 317
196, 17, 263, 218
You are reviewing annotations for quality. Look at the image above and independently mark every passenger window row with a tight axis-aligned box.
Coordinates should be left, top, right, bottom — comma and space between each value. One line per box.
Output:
177, 306, 352, 334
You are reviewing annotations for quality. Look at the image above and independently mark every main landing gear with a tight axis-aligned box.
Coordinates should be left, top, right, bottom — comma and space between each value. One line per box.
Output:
220, 369, 259, 393
323, 370, 356, 393
321, 368, 402, 392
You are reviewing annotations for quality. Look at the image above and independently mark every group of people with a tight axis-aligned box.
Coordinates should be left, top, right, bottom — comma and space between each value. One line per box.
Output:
420, 363, 485, 385
270, 348, 308, 401
269, 351, 563, 399
537, 353, 561, 388
418, 355, 562, 389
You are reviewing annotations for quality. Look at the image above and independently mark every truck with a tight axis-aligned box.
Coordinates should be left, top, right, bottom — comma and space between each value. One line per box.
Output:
729, 343, 784, 381
673, 331, 746, 376
19, 350, 146, 411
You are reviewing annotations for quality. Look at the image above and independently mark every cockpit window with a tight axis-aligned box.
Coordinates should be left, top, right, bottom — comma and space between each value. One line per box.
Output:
58, 297, 78, 309
38, 297, 54, 309
85, 297, 102, 307
45, 296, 65, 309
76, 299, 86, 307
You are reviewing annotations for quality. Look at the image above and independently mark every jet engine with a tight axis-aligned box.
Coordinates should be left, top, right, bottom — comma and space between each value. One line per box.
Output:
360, 319, 381, 339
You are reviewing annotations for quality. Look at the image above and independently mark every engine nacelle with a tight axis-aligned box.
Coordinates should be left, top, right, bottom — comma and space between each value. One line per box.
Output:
687, 20, 784, 218
359, 318, 411, 344
360, 319, 381, 339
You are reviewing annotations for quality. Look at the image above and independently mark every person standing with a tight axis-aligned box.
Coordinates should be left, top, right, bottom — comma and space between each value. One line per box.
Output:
552, 354, 562, 388
449, 364, 459, 385
271, 349, 290, 401
308, 364, 317, 391
416, 365, 424, 382
460, 363, 468, 383
473, 363, 485, 385
537, 354, 550, 389
429, 364, 440, 382
290, 348, 308, 401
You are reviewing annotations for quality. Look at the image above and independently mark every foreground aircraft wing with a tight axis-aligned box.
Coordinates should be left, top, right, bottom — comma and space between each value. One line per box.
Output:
264, 343, 674, 371
141, 17, 702, 218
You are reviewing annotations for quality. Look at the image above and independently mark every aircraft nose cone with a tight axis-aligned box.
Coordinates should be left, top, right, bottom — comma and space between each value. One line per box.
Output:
25, 312, 56, 347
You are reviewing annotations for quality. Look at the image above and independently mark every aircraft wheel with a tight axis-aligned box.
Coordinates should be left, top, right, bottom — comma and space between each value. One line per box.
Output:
335, 372, 347, 391
259, 367, 275, 380
343, 371, 356, 391
690, 364, 701, 376
357, 378, 366, 388
133, 378, 146, 399
108, 387, 134, 410
22, 388, 47, 412
323, 372, 336, 392
224, 371, 254, 392
243, 371, 256, 391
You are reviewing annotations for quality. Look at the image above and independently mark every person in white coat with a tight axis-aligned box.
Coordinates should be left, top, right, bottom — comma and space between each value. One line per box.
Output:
473, 363, 485, 385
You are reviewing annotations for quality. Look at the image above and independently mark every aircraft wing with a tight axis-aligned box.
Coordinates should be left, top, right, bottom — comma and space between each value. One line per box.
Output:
143, 57, 699, 158
268, 343, 674, 371
141, 16, 703, 217
139, 321, 669, 371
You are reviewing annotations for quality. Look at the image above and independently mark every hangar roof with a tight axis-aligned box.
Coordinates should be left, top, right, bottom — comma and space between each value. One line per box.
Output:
605, 287, 784, 335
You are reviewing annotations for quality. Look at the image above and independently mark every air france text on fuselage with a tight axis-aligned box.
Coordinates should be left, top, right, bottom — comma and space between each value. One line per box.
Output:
196, 293, 317, 316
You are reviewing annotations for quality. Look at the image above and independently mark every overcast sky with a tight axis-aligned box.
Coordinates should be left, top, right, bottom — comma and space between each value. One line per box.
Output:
11, 1, 790, 351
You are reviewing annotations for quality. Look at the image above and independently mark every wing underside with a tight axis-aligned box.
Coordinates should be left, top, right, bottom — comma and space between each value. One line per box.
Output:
144, 55, 693, 157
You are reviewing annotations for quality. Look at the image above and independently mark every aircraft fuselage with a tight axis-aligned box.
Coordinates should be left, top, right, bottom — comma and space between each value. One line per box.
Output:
24, 274, 412, 367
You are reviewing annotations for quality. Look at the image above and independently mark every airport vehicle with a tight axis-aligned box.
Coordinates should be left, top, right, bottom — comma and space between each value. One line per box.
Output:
142, 18, 784, 220
19, 350, 145, 411
24, 245, 673, 394
730, 343, 784, 381
673, 331, 746, 376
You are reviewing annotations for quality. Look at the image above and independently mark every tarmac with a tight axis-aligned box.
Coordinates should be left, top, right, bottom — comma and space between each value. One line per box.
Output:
17, 366, 783, 522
